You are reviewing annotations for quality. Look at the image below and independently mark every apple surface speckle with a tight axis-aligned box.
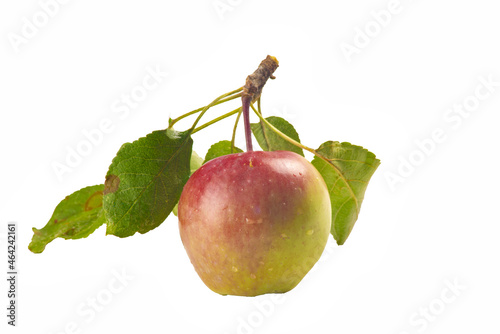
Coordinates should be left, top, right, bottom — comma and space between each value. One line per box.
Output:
178, 150, 331, 296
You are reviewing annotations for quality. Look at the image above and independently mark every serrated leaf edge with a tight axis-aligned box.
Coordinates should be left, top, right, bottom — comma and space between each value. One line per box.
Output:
104, 129, 192, 236
314, 141, 380, 229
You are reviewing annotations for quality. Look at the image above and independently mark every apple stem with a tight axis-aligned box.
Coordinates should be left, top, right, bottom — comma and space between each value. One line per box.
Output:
242, 96, 254, 151
241, 56, 280, 152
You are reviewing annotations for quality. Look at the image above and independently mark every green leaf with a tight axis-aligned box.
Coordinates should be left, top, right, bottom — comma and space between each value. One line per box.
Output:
311, 142, 380, 245
172, 150, 204, 216
103, 129, 193, 237
29, 185, 106, 254
204, 140, 243, 164
251, 116, 304, 156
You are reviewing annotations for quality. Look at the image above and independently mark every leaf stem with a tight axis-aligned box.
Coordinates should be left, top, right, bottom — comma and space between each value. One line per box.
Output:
189, 89, 245, 134
251, 104, 318, 157
256, 97, 271, 148
168, 87, 243, 129
191, 107, 241, 134
231, 108, 243, 153
253, 106, 363, 218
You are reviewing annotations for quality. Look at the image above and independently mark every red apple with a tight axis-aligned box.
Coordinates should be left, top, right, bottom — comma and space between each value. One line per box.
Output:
178, 150, 331, 296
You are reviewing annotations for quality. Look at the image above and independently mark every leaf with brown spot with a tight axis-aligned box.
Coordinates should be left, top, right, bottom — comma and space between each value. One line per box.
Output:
104, 174, 120, 195
28, 185, 106, 253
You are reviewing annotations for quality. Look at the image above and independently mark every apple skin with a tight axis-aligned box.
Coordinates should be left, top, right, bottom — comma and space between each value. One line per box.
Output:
178, 150, 331, 296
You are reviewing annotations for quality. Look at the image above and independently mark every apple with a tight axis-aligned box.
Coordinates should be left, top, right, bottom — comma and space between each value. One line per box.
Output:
178, 150, 331, 296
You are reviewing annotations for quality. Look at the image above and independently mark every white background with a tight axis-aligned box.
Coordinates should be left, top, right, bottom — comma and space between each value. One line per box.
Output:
1, 0, 499, 333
